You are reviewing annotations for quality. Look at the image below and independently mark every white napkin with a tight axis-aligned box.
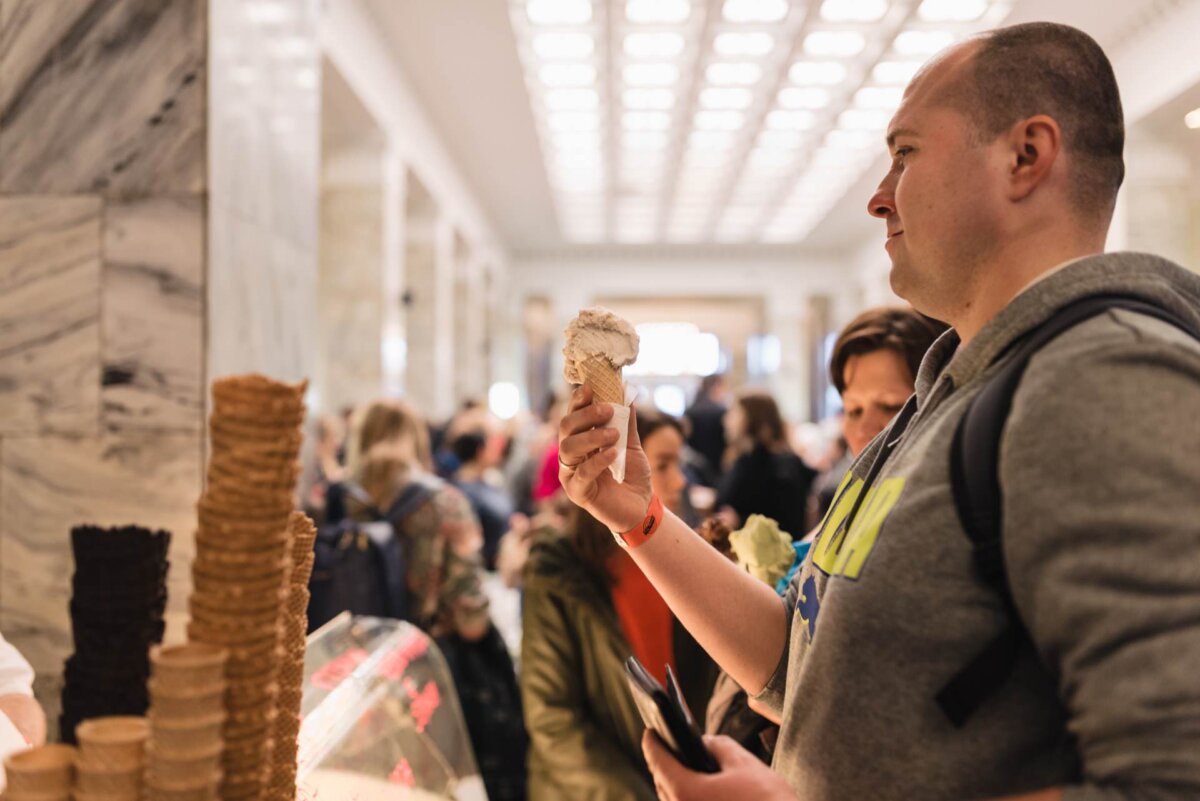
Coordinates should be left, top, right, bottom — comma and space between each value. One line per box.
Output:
596, 385, 638, 484
0, 711, 30, 792
604, 403, 631, 484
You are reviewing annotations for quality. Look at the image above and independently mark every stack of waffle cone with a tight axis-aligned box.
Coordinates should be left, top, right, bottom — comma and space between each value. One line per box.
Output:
188, 374, 307, 801
580, 355, 625, 405
262, 512, 316, 801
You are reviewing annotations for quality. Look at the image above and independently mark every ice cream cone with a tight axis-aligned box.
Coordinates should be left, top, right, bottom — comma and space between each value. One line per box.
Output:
580, 355, 625, 405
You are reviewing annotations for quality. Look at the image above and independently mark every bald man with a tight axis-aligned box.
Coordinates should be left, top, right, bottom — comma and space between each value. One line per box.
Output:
557, 22, 1200, 801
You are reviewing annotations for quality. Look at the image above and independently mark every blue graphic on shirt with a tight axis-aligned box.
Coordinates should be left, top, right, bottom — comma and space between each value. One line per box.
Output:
797, 575, 819, 638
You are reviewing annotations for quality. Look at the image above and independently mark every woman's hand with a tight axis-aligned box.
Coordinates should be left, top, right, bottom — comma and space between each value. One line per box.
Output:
558, 386, 652, 532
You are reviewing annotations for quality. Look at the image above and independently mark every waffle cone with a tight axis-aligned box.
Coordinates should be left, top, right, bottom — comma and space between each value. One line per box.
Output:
580, 356, 625, 405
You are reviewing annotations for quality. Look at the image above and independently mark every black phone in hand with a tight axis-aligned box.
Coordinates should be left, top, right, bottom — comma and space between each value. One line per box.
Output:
624, 656, 720, 774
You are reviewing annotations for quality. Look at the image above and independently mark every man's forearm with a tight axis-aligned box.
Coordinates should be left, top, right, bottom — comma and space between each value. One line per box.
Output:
627, 510, 787, 694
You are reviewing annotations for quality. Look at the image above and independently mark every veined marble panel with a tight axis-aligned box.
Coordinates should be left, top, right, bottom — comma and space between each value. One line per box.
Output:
0, 197, 102, 435
0, 431, 202, 680
102, 196, 204, 431
0, 0, 205, 195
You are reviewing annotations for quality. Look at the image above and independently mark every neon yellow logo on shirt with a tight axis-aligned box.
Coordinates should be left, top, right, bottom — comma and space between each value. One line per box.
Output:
810, 474, 906, 580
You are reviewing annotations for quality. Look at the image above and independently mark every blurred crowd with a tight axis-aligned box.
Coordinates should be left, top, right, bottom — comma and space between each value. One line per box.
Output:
296, 304, 947, 801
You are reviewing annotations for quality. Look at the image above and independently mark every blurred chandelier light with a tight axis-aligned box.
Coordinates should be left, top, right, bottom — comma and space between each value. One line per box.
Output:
819, 0, 889, 22
1185, 107, 1200, 130
893, 30, 955, 56
540, 63, 596, 86
707, 62, 763, 85
722, 0, 789, 23
545, 88, 600, 110
778, 87, 831, 109
627, 0, 690, 23
918, 0, 986, 22
804, 31, 867, 58
872, 60, 922, 84
789, 61, 847, 85
700, 87, 755, 109
533, 32, 594, 59
527, 0, 591, 25
714, 32, 775, 57
623, 63, 680, 85
625, 32, 686, 58
624, 88, 675, 109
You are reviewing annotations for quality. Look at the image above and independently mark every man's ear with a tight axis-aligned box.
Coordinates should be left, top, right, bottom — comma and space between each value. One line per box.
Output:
1006, 114, 1062, 203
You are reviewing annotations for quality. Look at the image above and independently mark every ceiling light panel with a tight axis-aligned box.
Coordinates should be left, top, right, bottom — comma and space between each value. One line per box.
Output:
918, 0, 986, 22
700, 87, 755, 109
872, 60, 922, 85
624, 32, 686, 59
623, 63, 680, 86
626, 0, 690, 23
540, 63, 597, 86
527, 0, 592, 25
545, 88, 600, 110
624, 88, 675, 109
803, 31, 866, 58
510, 0, 1010, 244
819, 0, 888, 22
713, 32, 775, 57
893, 30, 955, 56
532, 33, 595, 59
722, 0, 790, 23
778, 87, 831, 109
706, 62, 763, 86
788, 61, 847, 86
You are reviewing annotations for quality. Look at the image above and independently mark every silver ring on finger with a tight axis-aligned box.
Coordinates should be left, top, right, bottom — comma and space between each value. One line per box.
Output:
558, 452, 582, 474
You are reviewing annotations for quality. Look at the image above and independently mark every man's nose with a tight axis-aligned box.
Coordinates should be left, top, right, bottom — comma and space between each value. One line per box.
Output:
868, 174, 896, 219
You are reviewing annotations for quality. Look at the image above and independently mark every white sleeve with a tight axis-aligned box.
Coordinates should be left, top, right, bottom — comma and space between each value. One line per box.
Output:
0, 633, 35, 698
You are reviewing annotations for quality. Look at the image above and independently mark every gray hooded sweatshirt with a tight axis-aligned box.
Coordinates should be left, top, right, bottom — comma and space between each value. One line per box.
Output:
755, 253, 1200, 800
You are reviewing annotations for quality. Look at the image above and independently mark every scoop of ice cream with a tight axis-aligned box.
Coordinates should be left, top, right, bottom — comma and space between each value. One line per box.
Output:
729, 514, 796, 587
562, 307, 640, 384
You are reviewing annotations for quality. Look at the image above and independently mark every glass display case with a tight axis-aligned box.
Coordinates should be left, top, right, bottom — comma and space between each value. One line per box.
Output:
296, 614, 486, 801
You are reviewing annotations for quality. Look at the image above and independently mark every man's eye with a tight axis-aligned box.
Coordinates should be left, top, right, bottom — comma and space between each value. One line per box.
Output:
846, 408, 863, 420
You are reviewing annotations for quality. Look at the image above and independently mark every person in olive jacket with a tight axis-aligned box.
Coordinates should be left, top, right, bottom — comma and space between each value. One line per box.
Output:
520, 410, 718, 800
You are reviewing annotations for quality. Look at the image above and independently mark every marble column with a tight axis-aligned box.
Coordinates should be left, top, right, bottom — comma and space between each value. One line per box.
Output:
317, 181, 386, 415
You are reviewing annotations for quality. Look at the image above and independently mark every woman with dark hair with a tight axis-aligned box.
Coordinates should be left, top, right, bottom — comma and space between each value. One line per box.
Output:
830, 306, 948, 456
715, 390, 815, 539
520, 408, 718, 801
809, 306, 949, 526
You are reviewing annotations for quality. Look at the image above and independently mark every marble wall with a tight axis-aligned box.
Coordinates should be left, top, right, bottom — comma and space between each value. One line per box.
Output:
0, 0, 320, 726
0, 0, 208, 715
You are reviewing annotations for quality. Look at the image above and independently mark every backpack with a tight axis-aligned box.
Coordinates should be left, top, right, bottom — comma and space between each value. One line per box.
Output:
936, 294, 1200, 726
307, 482, 433, 632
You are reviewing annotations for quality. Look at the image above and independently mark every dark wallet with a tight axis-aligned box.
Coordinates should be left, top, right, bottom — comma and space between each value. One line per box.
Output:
624, 655, 720, 773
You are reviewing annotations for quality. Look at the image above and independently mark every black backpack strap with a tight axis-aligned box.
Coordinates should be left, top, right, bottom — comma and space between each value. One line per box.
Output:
938, 294, 1200, 727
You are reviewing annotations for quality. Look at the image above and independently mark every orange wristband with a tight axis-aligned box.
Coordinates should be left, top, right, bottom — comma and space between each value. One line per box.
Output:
613, 495, 663, 550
